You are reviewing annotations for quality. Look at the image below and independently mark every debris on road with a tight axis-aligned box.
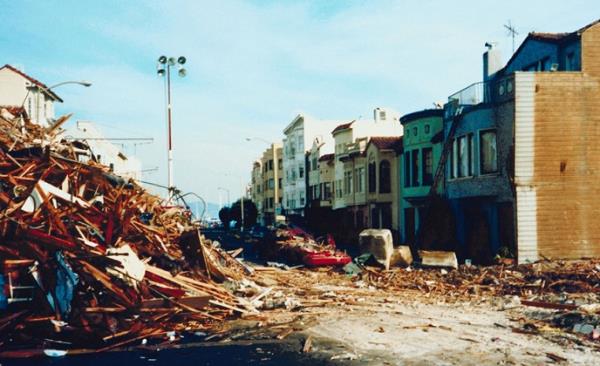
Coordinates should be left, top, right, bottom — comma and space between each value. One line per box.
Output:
0, 108, 259, 356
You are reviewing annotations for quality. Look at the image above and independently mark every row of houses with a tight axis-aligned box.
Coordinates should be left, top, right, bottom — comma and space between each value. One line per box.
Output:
250, 19, 600, 264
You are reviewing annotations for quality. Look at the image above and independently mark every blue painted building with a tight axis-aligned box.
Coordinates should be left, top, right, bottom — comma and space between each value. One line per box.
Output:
441, 22, 590, 263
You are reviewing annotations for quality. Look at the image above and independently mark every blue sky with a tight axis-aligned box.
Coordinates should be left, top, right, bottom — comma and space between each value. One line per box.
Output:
1, 0, 598, 204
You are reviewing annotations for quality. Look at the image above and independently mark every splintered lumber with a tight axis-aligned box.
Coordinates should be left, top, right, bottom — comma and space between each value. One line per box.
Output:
0, 107, 259, 355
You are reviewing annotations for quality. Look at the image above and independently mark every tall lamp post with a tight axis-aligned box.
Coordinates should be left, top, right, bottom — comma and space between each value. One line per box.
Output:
156, 55, 187, 202
217, 187, 231, 207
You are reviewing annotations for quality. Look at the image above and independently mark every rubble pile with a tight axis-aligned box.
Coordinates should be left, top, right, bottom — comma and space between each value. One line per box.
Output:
0, 109, 253, 356
366, 259, 600, 300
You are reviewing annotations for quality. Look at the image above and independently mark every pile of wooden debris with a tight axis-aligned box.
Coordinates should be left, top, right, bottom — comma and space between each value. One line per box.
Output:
0, 108, 259, 357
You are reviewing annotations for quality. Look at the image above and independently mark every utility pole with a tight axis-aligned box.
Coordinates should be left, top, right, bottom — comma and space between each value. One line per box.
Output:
504, 20, 519, 54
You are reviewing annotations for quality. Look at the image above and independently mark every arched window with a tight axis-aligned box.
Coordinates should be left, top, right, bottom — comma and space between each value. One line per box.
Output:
379, 160, 391, 193
368, 160, 377, 193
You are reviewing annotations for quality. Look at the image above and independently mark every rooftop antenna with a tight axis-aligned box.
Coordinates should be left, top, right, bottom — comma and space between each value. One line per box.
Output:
504, 20, 519, 53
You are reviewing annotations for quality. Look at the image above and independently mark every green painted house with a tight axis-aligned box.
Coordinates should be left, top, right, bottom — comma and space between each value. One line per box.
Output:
399, 109, 444, 244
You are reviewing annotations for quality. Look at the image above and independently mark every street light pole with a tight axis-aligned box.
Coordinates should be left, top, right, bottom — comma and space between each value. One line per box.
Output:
157, 56, 187, 203
20, 80, 92, 124
217, 187, 231, 206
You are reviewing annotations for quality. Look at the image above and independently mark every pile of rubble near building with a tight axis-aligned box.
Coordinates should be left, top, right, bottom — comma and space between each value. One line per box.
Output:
0, 108, 271, 357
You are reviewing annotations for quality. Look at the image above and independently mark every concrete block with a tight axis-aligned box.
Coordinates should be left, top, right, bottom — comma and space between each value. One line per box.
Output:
359, 229, 393, 270
419, 250, 458, 269
390, 245, 413, 267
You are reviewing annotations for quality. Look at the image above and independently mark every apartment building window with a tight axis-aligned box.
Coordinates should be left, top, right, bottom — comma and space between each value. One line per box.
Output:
323, 182, 332, 200
278, 158, 282, 169
268, 178, 274, 190
269, 197, 274, 209
355, 167, 365, 193
315, 184, 321, 199
344, 171, 353, 195
278, 178, 282, 189
368, 160, 376, 193
404, 153, 411, 187
411, 150, 419, 186
480, 130, 498, 174
269, 160, 274, 170
336, 179, 343, 198
379, 110, 386, 120
299, 166, 304, 178
424, 124, 430, 134
422, 148, 433, 185
300, 192, 305, 206
379, 160, 391, 193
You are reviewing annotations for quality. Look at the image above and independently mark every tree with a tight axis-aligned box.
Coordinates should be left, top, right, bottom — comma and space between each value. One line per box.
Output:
230, 198, 258, 229
218, 206, 231, 229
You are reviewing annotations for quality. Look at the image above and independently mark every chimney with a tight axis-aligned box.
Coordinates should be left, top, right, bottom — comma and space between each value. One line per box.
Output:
483, 42, 502, 82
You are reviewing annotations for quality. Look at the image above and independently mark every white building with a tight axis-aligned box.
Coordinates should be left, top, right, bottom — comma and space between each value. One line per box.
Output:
332, 107, 403, 210
282, 114, 343, 217
63, 121, 143, 181
0, 64, 61, 127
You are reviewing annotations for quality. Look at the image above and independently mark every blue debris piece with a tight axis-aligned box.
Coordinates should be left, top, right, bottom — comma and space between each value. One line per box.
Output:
0, 275, 7, 310
140, 212, 153, 224
54, 251, 79, 318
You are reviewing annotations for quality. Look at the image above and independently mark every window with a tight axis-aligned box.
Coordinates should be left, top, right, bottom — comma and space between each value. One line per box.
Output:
468, 134, 474, 175
379, 160, 391, 193
268, 178, 274, 190
344, 171, 353, 195
404, 152, 411, 187
480, 130, 498, 174
422, 148, 433, 185
355, 167, 365, 193
323, 182, 332, 200
278, 178, 282, 189
336, 179, 343, 198
278, 158, 282, 169
424, 124, 430, 134
379, 110, 386, 120
299, 192, 305, 206
315, 184, 320, 199
27, 98, 32, 117
299, 166, 304, 178
268, 159, 273, 170
455, 134, 474, 178
368, 160, 377, 193
269, 197, 274, 209
411, 150, 419, 186
413, 127, 418, 136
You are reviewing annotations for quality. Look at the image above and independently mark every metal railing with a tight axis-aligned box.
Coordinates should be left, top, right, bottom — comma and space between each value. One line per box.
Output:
448, 81, 490, 105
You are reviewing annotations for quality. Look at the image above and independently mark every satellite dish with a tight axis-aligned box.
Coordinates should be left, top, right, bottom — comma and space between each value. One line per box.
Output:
178, 56, 186, 65
168, 57, 176, 66
178, 68, 187, 77
158, 56, 167, 64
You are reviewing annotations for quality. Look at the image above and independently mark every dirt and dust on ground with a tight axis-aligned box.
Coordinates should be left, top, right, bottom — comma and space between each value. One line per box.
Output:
213, 257, 600, 366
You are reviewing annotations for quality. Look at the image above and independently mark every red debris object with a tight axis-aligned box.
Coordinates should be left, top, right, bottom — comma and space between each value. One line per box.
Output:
303, 250, 351, 267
